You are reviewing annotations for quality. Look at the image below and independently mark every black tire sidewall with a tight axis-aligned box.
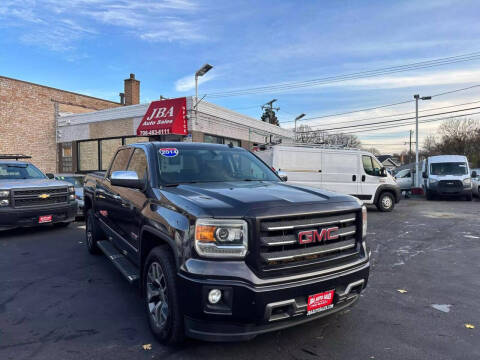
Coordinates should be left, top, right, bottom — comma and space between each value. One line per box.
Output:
86, 210, 101, 254
143, 246, 184, 344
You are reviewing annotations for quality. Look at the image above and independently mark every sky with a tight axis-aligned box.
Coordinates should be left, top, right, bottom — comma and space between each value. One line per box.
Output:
1, 0, 480, 153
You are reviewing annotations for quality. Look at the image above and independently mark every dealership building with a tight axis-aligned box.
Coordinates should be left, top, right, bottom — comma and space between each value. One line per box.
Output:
1, 74, 293, 173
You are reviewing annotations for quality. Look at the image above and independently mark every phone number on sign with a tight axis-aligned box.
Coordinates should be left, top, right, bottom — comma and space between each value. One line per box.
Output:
139, 129, 171, 136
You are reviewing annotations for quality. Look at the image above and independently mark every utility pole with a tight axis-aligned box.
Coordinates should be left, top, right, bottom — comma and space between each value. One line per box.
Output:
414, 94, 431, 187
261, 99, 280, 125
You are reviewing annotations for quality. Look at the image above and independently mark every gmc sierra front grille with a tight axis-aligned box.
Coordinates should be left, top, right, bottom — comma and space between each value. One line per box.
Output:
12, 187, 69, 208
254, 211, 362, 276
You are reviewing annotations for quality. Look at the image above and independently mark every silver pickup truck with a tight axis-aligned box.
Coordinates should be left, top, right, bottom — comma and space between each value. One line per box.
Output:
0, 155, 77, 231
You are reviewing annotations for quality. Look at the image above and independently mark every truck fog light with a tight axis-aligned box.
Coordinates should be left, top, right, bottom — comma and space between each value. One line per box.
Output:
208, 289, 222, 304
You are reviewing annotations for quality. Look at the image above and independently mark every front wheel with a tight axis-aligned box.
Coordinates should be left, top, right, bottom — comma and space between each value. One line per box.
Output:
376, 192, 395, 212
465, 192, 473, 201
426, 190, 434, 201
86, 209, 102, 254
144, 246, 184, 344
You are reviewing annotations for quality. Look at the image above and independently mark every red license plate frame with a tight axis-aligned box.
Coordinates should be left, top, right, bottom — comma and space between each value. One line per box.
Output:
307, 290, 335, 315
38, 215, 53, 224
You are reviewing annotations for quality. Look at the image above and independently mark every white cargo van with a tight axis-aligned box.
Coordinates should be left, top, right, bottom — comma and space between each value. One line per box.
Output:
254, 145, 401, 211
422, 155, 473, 201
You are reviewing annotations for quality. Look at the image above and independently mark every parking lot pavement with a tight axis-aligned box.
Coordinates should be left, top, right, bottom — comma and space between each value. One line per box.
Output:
1, 198, 479, 360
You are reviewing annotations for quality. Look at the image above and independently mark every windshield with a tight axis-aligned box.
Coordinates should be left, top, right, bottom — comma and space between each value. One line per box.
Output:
430, 162, 468, 176
55, 176, 84, 187
157, 148, 280, 185
0, 163, 46, 180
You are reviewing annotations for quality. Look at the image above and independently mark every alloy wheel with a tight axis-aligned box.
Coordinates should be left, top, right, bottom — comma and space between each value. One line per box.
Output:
146, 262, 169, 329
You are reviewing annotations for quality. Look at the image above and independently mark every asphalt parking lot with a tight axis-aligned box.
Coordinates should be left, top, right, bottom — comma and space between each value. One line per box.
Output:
1, 197, 479, 360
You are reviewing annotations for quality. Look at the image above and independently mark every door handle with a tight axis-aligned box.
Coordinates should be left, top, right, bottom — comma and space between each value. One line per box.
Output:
352, 175, 356, 181
361, 175, 366, 182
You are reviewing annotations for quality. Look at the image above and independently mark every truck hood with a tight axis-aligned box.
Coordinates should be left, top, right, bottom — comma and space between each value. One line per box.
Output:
157, 181, 359, 218
0, 178, 71, 189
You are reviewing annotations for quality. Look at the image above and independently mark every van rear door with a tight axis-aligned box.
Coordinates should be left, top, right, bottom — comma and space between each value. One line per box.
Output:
321, 151, 359, 195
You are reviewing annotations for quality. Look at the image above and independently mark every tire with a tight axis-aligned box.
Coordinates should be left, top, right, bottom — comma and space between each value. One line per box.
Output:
465, 192, 473, 201
376, 192, 395, 212
143, 246, 184, 344
86, 209, 102, 254
426, 190, 434, 201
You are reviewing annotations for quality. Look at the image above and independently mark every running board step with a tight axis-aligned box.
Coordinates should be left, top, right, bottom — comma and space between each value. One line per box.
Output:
97, 240, 140, 284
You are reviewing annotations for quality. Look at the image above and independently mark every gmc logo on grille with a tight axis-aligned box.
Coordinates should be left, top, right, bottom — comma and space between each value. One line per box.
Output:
298, 227, 339, 244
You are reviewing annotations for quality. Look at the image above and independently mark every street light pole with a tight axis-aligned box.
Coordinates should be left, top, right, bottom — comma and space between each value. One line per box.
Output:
194, 64, 213, 110
413, 94, 431, 187
294, 113, 306, 142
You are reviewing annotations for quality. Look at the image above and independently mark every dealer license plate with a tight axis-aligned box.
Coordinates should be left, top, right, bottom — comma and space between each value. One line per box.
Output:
39, 215, 53, 224
307, 290, 335, 315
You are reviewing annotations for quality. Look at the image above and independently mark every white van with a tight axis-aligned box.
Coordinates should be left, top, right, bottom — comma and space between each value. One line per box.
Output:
422, 155, 473, 201
254, 145, 401, 211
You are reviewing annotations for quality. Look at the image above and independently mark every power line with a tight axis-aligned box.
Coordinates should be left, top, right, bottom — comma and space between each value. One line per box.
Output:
290, 99, 480, 128
296, 106, 480, 133
338, 110, 480, 135
203, 52, 480, 98
285, 84, 480, 126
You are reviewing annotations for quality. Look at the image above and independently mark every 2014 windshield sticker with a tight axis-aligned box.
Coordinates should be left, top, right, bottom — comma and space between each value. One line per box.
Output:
159, 148, 179, 157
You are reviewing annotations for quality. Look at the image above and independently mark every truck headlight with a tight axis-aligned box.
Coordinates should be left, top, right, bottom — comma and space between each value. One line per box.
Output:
463, 178, 471, 187
0, 190, 10, 198
0, 199, 9, 207
362, 206, 367, 239
195, 219, 248, 259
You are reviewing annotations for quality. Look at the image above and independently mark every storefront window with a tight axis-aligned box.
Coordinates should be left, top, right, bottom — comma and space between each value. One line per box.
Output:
101, 138, 123, 170
204, 134, 241, 147
78, 140, 99, 171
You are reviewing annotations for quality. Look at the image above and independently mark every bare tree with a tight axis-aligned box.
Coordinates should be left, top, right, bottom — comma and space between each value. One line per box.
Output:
422, 117, 480, 167
296, 124, 362, 147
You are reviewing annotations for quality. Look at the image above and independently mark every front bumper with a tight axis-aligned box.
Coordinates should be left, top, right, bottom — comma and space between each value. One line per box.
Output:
429, 183, 471, 197
0, 202, 77, 230
178, 260, 369, 341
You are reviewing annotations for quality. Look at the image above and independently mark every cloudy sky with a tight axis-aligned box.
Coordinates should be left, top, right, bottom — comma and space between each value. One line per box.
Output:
1, 0, 480, 153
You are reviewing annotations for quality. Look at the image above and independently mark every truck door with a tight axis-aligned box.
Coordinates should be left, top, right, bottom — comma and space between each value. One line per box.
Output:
321, 152, 359, 196
118, 147, 149, 256
360, 155, 384, 204
100, 148, 133, 252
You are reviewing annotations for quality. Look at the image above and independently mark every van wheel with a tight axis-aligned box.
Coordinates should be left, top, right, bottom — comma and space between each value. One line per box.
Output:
465, 192, 473, 201
144, 246, 184, 344
426, 190, 434, 201
377, 192, 394, 212
86, 209, 102, 254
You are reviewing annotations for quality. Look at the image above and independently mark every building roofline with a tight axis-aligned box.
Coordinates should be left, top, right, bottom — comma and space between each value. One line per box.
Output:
0, 75, 121, 105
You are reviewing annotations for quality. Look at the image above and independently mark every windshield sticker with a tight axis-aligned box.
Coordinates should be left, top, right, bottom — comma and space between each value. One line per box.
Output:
159, 148, 179, 157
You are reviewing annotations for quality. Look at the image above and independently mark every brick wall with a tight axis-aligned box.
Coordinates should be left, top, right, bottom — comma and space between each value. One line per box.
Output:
0, 76, 121, 173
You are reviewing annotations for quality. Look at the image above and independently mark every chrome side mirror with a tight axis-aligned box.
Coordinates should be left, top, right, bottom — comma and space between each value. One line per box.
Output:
110, 171, 144, 190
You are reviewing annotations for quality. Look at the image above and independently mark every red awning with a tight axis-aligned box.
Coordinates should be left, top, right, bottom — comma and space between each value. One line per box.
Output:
136, 97, 187, 136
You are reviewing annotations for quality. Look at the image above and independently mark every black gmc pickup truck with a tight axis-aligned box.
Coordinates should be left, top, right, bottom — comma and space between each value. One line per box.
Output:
84, 142, 370, 344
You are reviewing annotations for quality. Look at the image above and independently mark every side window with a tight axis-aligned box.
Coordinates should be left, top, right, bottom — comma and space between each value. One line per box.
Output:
362, 156, 374, 176
127, 149, 148, 180
371, 157, 382, 176
108, 149, 131, 178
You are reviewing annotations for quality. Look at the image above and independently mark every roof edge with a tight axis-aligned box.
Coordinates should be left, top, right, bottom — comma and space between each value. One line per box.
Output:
0, 75, 121, 105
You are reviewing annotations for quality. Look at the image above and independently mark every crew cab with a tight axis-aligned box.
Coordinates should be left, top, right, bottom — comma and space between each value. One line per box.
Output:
83, 142, 370, 343
0, 155, 77, 231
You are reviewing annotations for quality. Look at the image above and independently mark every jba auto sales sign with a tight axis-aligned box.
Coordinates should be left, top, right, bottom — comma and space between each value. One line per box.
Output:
136, 97, 187, 136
